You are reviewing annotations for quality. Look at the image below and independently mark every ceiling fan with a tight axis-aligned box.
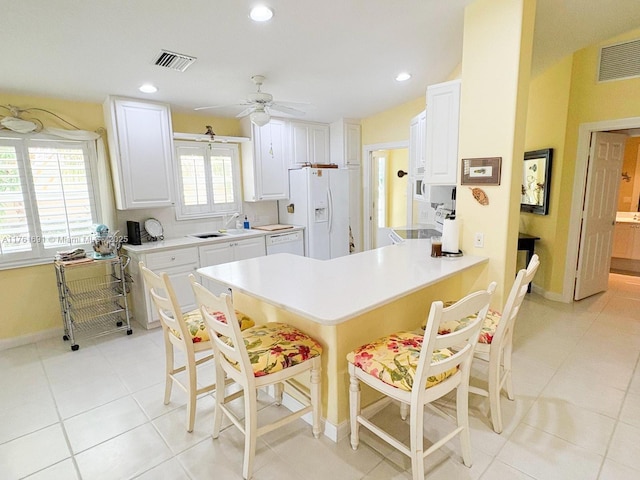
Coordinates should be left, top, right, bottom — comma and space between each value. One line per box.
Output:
195, 75, 307, 127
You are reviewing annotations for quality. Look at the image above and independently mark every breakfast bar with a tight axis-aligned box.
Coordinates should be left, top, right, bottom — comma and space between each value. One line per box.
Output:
197, 239, 488, 440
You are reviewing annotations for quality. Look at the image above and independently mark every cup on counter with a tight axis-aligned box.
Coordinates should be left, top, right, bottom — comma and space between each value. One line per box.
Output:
431, 236, 443, 257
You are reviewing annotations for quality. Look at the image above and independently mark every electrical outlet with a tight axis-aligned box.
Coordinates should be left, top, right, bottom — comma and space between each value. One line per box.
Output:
474, 232, 484, 248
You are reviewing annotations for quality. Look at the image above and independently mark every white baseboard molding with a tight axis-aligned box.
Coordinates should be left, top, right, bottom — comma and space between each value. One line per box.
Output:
0, 326, 62, 351
530, 283, 567, 303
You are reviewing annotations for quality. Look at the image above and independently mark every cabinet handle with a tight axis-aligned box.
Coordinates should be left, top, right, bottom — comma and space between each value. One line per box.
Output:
171, 256, 176, 261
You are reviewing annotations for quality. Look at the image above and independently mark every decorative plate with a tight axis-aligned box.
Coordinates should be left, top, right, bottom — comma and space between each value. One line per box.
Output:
144, 218, 164, 239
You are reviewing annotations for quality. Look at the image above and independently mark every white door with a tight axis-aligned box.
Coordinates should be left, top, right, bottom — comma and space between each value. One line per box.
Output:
575, 132, 626, 300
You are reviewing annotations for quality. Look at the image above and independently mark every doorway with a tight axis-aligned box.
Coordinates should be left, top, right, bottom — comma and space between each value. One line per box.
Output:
565, 116, 640, 301
362, 142, 409, 250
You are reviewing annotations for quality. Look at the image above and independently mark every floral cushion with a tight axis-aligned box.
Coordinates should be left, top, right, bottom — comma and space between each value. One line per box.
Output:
435, 305, 501, 345
346, 331, 457, 392
225, 322, 323, 377
170, 309, 255, 344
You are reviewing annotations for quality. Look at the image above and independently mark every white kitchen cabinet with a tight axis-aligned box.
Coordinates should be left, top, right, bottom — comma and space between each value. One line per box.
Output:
103, 96, 175, 209
424, 79, 461, 185
240, 118, 289, 201
330, 118, 361, 167
126, 247, 199, 329
612, 222, 640, 259
198, 236, 266, 293
290, 121, 330, 167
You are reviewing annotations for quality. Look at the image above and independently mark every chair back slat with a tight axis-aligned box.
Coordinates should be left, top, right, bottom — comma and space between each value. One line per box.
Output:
139, 262, 190, 343
190, 276, 253, 379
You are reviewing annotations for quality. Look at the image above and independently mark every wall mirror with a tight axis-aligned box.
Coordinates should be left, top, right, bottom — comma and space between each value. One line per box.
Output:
520, 148, 553, 215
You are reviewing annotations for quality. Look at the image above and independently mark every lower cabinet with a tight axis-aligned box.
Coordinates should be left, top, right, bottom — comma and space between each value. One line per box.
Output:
612, 223, 640, 259
198, 237, 266, 294
126, 236, 266, 329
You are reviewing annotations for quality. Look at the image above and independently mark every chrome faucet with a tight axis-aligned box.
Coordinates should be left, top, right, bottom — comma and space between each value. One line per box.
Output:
223, 212, 240, 228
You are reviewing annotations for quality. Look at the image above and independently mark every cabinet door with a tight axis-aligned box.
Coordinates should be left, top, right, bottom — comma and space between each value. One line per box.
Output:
104, 97, 174, 209
235, 237, 266, 260
198, 242, 235, 293
425, 80, 460, 185
291, 122, 311, 166
409, 111, 426, 177
254, 119, 289, 200
612, 223, 634, 258
632, 225, 640, 260
290, 122, 330, 167
344, 123, 361, 165
310, 124, 330, 164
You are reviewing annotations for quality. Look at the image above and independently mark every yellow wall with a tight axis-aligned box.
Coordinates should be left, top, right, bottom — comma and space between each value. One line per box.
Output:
521, 26, 640, 295
0, 92, 238, 342
361, 97, 425, 145
386, 149, 409, 226
520, 56, 573, 290
457, 0, 536, 306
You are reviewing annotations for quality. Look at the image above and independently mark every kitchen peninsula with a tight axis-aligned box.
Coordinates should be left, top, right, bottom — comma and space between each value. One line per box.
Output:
197, 239, 488, 440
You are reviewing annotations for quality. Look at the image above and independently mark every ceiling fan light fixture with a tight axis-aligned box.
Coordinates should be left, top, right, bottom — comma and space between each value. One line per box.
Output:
250, 5, 273, 22
395, 72, 412, 82
250, 109, 270, 127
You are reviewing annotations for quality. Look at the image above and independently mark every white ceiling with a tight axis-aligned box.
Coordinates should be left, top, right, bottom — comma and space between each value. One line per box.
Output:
2, 0, 640, 125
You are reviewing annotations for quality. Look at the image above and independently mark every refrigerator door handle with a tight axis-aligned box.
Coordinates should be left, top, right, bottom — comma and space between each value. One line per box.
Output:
327, 188, 333, 233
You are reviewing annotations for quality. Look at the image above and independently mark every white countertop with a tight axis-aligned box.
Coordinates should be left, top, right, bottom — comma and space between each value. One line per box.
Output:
122, 226, 304, 254
197, 239, 487, 325
616, 212, 640, 224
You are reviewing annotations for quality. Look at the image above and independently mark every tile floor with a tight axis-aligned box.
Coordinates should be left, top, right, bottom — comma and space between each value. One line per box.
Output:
1, 273, 639, 479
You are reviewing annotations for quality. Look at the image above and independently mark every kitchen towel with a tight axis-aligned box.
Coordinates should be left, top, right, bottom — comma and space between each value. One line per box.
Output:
442, 217, 460, 253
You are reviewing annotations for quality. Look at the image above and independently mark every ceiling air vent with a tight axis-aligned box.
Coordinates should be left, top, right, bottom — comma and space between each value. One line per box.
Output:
152, 49, 196, 72
598, 38, 640, 82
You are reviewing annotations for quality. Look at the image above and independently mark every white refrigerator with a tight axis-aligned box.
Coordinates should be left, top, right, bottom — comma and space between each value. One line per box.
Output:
278, 168, 349, 260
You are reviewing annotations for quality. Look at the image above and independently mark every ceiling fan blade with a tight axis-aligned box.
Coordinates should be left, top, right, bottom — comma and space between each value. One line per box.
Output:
269, 104, 306, 117
194, 102, 250, 111
235, 106, 255, 118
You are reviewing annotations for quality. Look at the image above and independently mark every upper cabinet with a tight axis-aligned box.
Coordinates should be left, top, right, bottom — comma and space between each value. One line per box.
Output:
240, 118, 289, 201
330, 118, 361, 166
424, 79, 461, 185
290, 121, 330, 167
103, 96, 175, 209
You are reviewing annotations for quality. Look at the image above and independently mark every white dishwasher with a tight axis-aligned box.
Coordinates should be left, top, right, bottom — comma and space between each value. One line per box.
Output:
265, 230, 305, 256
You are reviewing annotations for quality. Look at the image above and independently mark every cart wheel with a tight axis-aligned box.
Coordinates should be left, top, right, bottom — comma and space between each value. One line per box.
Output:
71, 344, 79, 351
127, 329, 133, 335
116, 321, 123, 327
63, 335, 69, 341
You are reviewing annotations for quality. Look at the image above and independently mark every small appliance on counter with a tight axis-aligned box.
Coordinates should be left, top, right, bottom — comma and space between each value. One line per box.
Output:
91, 224, 120, 259
126, 220, 142, 245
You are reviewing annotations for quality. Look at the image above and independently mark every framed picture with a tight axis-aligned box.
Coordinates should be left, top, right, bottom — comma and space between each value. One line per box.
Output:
520, 148, 553, 215
461, 157, 502, 185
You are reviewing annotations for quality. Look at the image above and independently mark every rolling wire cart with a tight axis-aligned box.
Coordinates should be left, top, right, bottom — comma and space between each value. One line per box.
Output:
55, 255, 133, 351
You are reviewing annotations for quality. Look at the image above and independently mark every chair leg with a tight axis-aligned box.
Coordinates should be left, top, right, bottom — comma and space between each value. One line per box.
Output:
348, 369, 361, 450
310, 359, 322, 438
503, 341, 515, 401
456, 385, 473, 467
185, 349, 198, 433
274, 382, 284, 405
400, 402, 409, 421
163, 338, 174, 405
242, 389, 258, 480
409, 402, 425, 480
488, 350, 503, 434
212, 364, 225, 439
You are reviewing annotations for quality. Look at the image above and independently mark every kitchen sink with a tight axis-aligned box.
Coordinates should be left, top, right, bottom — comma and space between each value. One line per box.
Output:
189, 232, 227, 239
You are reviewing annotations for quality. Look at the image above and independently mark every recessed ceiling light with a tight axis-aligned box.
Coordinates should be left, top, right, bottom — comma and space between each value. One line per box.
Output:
139, 83, 158, 93
250, 5, 273, 22
395, 72, 412, 82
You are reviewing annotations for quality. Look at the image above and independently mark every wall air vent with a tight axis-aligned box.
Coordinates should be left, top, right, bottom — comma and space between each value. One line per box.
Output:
598, 38, 640, 82
152, 50, 197, 72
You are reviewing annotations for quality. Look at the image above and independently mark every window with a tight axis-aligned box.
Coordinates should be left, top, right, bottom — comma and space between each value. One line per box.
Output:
0, 133, 99, 268
174, 141, 241, 219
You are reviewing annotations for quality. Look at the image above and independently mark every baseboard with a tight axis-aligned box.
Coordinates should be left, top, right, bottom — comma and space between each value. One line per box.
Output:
0, 326, 62, 351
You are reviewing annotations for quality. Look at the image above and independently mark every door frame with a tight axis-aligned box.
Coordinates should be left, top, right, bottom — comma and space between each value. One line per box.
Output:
563, 116, 640, 302
362, 141, 409, 251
